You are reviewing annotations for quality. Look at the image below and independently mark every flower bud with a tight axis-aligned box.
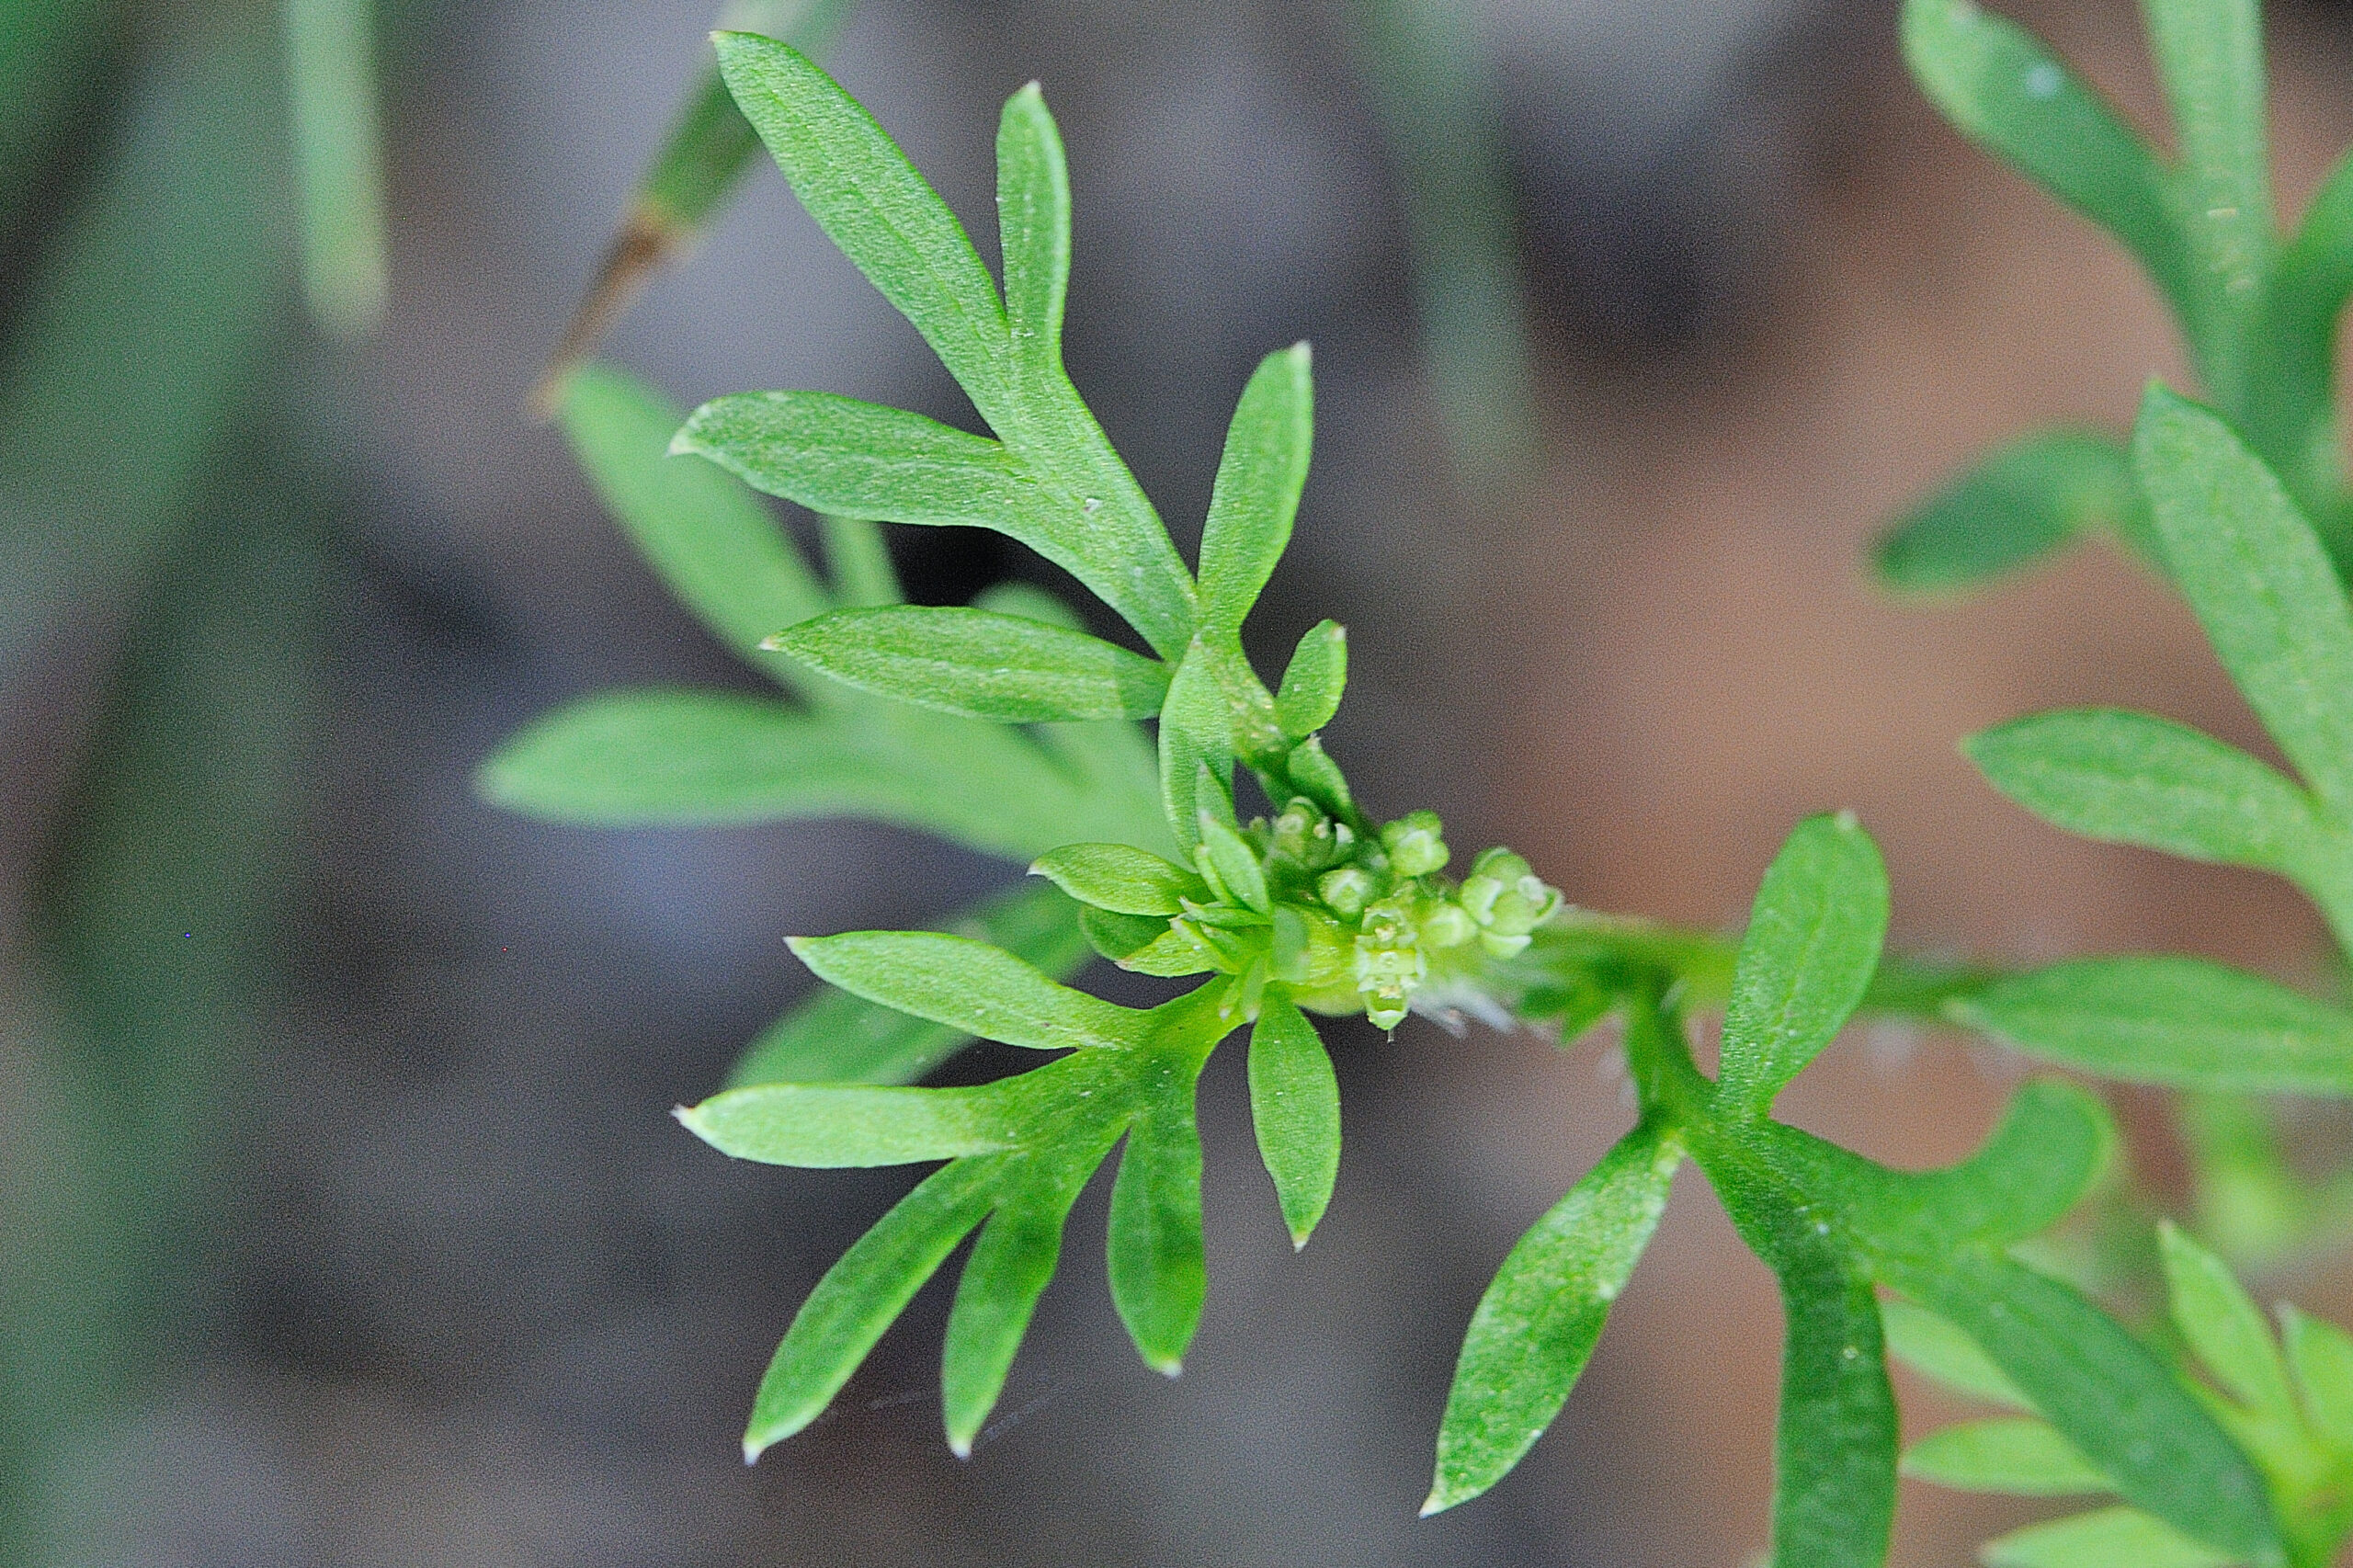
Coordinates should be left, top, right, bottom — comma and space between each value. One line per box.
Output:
1316, 865, 1377, 919
1380, 810, 1449, 878
1419, 901, 1475, 949
1461, 846, 1561, 939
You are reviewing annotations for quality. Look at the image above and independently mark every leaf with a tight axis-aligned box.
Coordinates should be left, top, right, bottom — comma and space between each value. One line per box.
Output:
1159, 642, 1236, 856
2158, 1221, 2297, 1423
1715, 812, 1891, 1116
1197, 344, 1313, 632
1881, 1298, 2031, 1409
1980, 1507, 2237, 1568
939, 1153, 1093, 1456
2281, 1304, 2353, 1449
2134, 386, 2353, 818
727, 881, 1091, 1087
1964, 708, 2323, 875
1197, 815, 1270, 915
1030, 843, 1206, 917
1273, 619, 1347, 740
1951, 955, 2353, 1095
743, 1155, 999, 1459
1903, 1252, 2282, 1564
1246, 995, 1341, 1250
285, 0, 388, 337
767, 606, 1170, 722
557, 363, 829, 668
1425, 1125, 1680, 1515
1873, 430, 2145, 592
788, 930, 1144, 1051
711, 32, 1009, 418
1886, 1079, 2115, 1246
677, 1082, 1015, 1166
820, 512, 902, 607
1901, 1416, 2110, 1494
472, 688, 1103, 859
995, 82, 1069, 387
1900, 0, 2195, 330
1107, 1074, 1209, 1375
2139, 0, 2272, 348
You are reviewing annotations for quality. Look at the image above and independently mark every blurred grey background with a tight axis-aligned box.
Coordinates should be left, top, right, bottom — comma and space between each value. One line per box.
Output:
9, 0, 2353, 1562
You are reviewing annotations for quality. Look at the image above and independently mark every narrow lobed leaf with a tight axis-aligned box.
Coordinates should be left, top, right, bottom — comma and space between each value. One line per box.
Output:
743, 1156, 999, 1460
1196, 814, 1270, 915
2281, 1304, 2353, 1450
1980, 1506, 2237, 1568
1716, 812, 1891, 1116
1881, 1297, 2032, 1409
1761, 1217, 1899, 1568
789, 930, 1144, 1051
1196, 344, 1313, 632
1951, 954, 2353, 1096
2134, 386, 2353, 818
1245, 995, 1341, 1249
1884, 1078, 2115, 1247
678, 1082, 1015, 1167
1873, 429, 2145, 593
1273, 619, 1347, 740
995, 82, 1070, 386
2139, 0, 2273, 347
820, 512, 902, 607
767, 605, 1170, 722
1425, 1126, 1680, 1515
1901, 1416, 2111, 1495
1030, 843, 1207, 916
1964, 707, 2323, 875
1107, 1084, 1210, 1376
939, 1152, 1100, 1456
2158, 1220, 2298, 1424
1158, 643, 1236, 856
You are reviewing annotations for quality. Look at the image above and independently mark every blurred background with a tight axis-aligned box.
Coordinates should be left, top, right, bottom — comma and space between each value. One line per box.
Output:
9, 0, 2353, 1562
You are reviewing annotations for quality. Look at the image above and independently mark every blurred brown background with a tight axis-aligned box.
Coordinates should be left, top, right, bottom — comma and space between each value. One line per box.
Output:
8, 0, 2353, 1562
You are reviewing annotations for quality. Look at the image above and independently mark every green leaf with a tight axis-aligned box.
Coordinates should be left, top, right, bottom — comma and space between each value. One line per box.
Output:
1246, 995, 1341, 1250
1881, 1298, 2031, 1409
2281, 1304, 2353, 1450
743, 1155, 999, 1459
1901, 1416, 2109, 1494
473, 688, 1104, 859
1425, 1125, 1680, 1516
1197, 344, 1313, 632
1981, 1507, 2237, 1568
1951, 955, 2353, 1095
1964, 708, 2323, 875
727, 881, 1091, 1087
558, 363, 829, 669
1906, 1253, 2281, 1563
939, 1154, 1093, 1456
821, 512, 902, 607
2140, 0, 2272, 356
1030, 844, 1206, 917
1159, 642, 1236, 856
711, 32, 1009, 417
767, 605, 1169, 722
1273, 619, 1347, 741
995, 82, 1069, 388
788, 930, 1143, 1051
1196, 815, 1270, 915
1078, 906, 1170, 962
1889, 1079, 2115, 1246
1900, 0, 2195, 331
1107, 1076, 1209, 1376
284, 0, 388, 337
1715, 812, 1891, 1116
677, 1082, 1015, 1166
2158, 1221, 2297, 1423
1873, 430, 2144, 592
2134, 386, 2353, 817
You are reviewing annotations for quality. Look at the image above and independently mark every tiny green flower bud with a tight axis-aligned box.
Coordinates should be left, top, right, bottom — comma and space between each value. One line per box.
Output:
1380, 810, 1449, 878
1479, 929, 1533, 960
1317, 866, 1376, 918
1270, 799, 1339, 869
1461, 846, 1561, 938
1420, 901, 1475, 949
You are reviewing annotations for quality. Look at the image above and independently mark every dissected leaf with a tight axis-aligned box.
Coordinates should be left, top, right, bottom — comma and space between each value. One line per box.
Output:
1900, 0, 2194, 329
1901, 1415, 2109, 1495
1159, 642, 1236, 856
1981, 1506, 2237, 1568
2134, 386, 2353, 817
1030, 843, 1206, 916
940, 1152, 1093, 1456
767, 605, 1170, 722
1952, 955, 2353, 1095
1874, 430, 2145, 592
558, 363, 829, 669
1964, 708, 2323, 875
995, 82, 1069, 387
1715, 812, 1890, 1116
820, 512, 902, 607
1107, 1073, 1211, 1375
1197, 344, 1313, 632
678, 1082, 1016, 1166
1425, 1125, 1680, 1515
728, 881, 1090, 1087
2158, 1221, 2297, 1423
1881, 1297, 2031, 1409
1245, 995, 1341, 1249
1878, 1078, 2114, 1246
2140, 0, 2272, 364
788, 929, 1144, 1051
2280, 1304, 2353, 1450
1273, 619, 1347, 740
1197, 814, 1270, 915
